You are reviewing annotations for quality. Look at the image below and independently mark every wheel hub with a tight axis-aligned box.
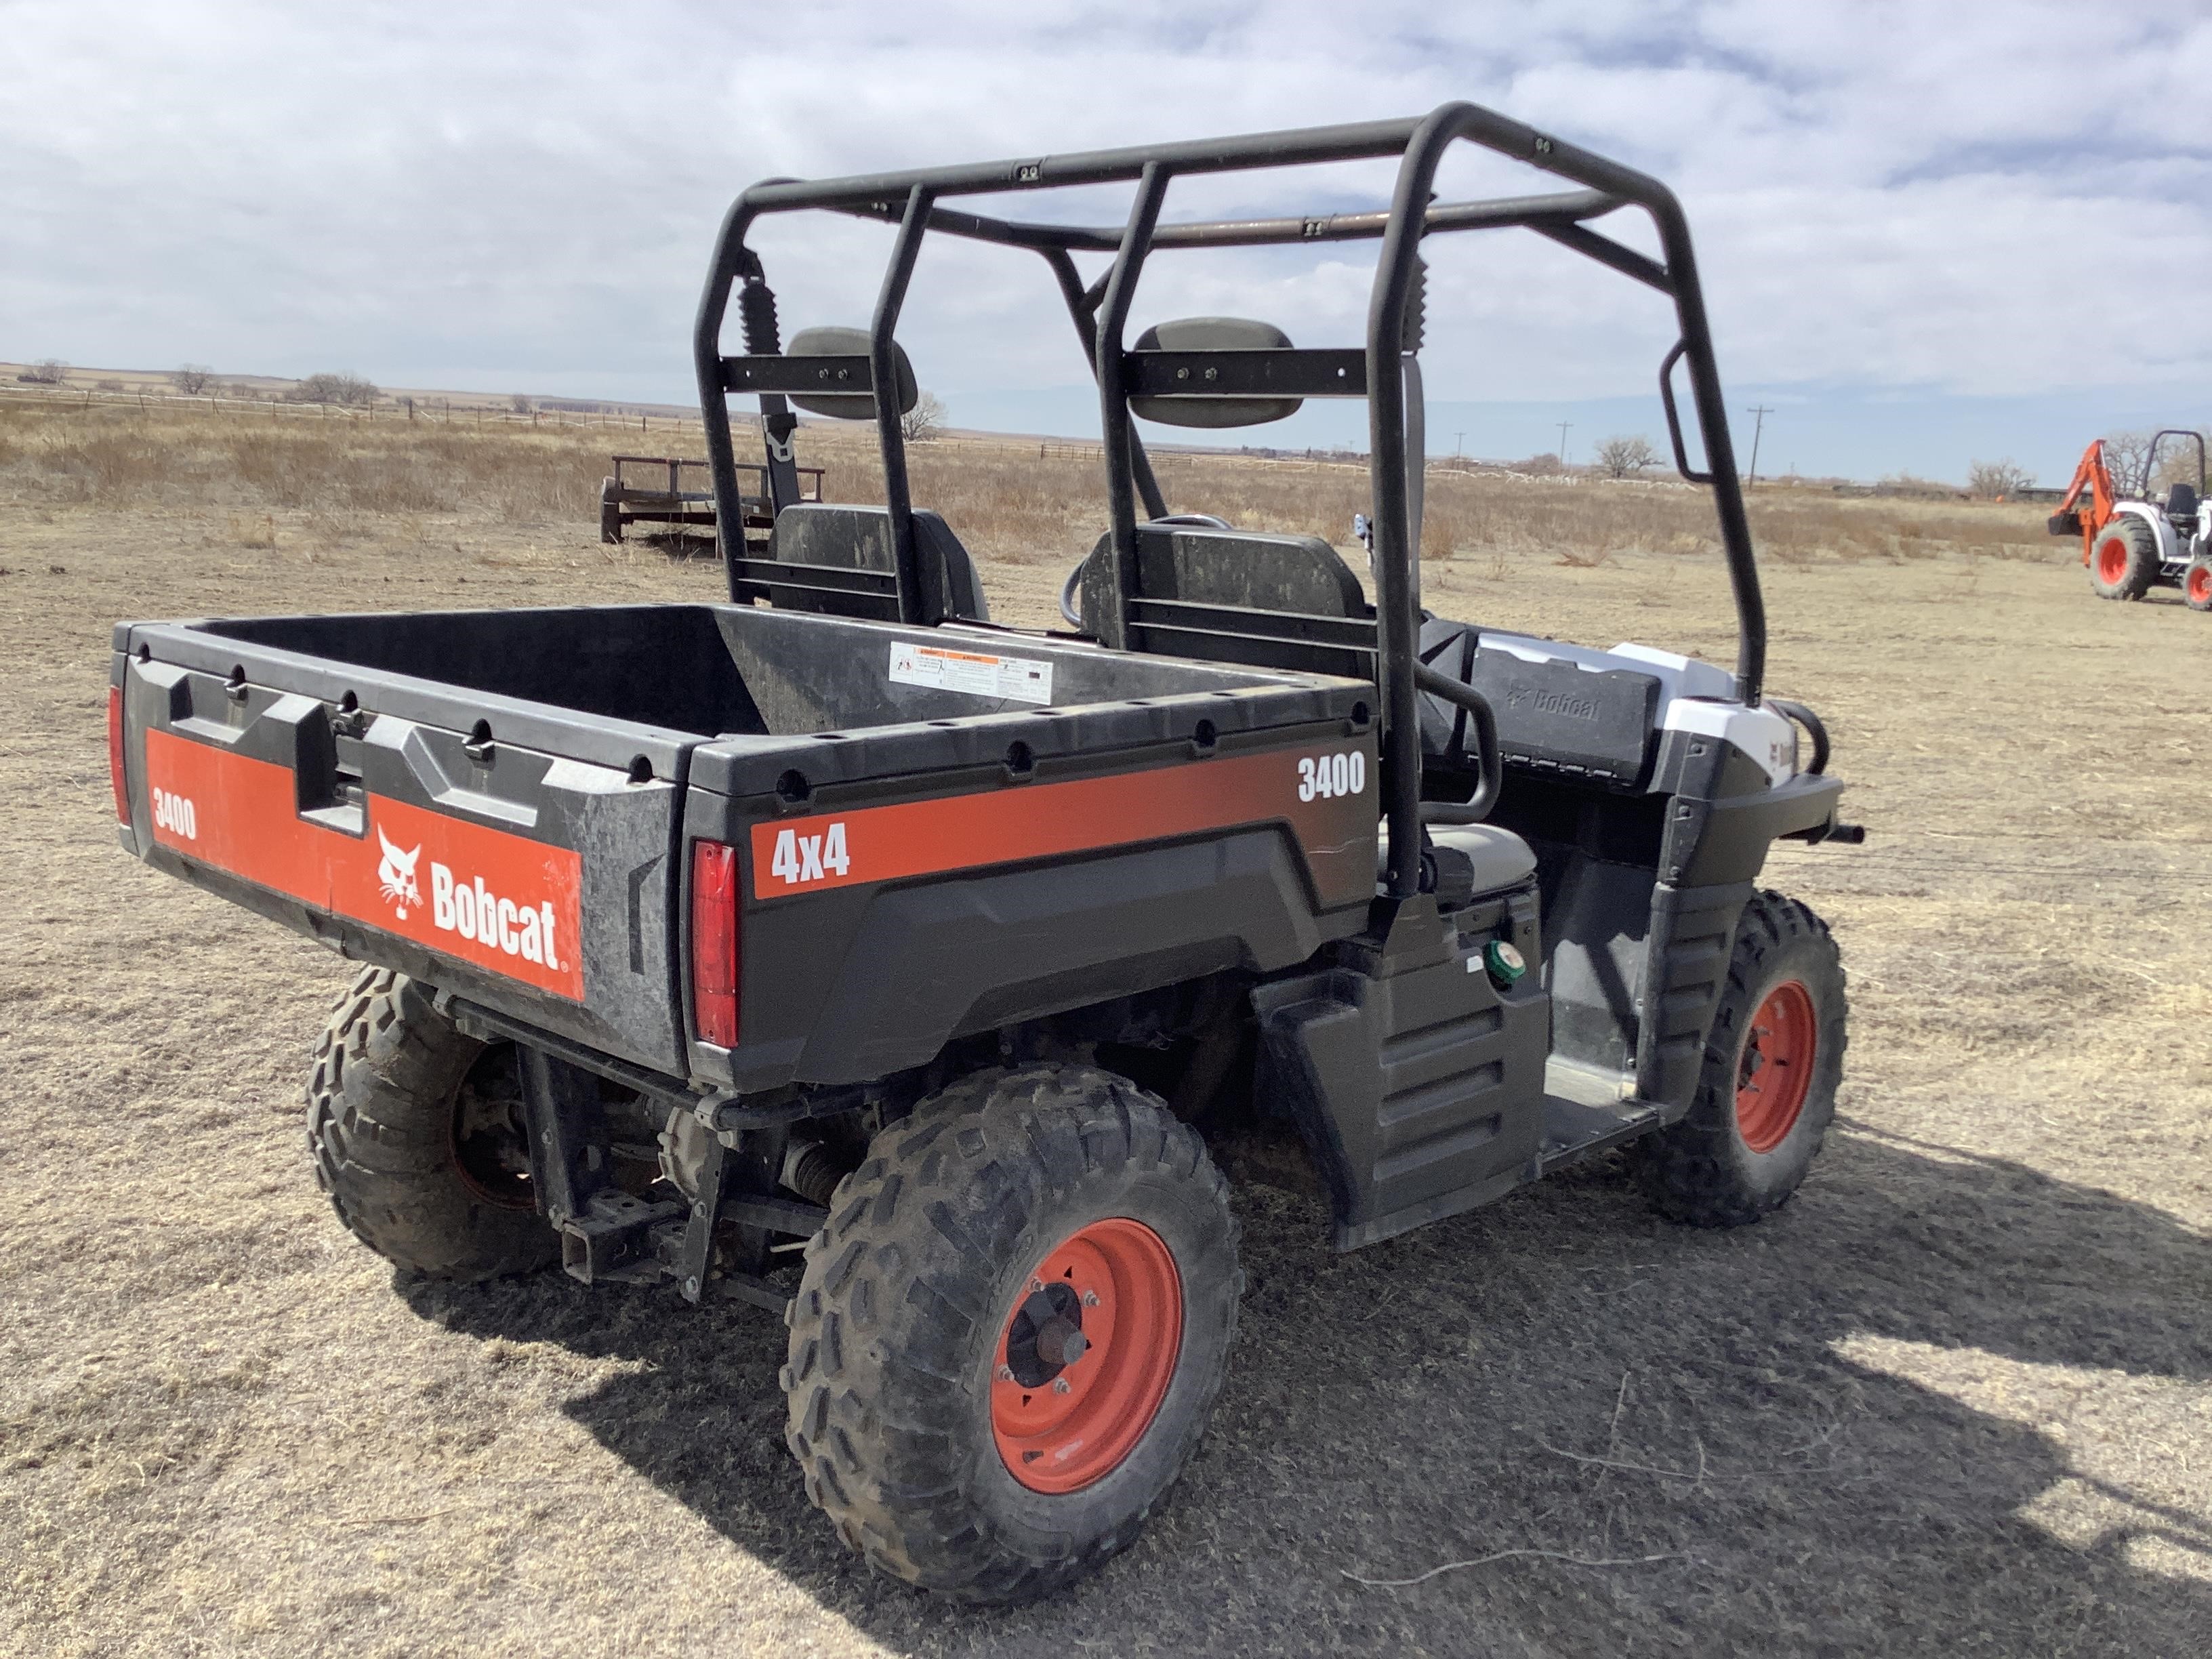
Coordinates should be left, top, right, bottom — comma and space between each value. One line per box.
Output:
991, 1217, 1181, 1495
1734, 979, 1817, 1154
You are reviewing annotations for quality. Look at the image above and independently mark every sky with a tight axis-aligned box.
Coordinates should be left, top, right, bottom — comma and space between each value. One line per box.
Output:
3, 0, 2208, 484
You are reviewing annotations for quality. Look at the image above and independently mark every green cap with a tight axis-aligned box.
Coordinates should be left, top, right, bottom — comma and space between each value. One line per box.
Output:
1483, 939, 1528, 986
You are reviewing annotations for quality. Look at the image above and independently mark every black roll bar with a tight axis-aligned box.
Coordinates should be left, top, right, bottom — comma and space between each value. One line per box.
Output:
694, 102, 1771, 897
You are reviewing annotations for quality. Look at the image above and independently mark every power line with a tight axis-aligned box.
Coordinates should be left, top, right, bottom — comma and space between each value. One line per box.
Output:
1556, 419, 1572, 468
1745, 405, 1774, 487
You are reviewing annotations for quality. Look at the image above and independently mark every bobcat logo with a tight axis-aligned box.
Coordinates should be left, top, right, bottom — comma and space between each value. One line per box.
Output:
377, 827, 423, 920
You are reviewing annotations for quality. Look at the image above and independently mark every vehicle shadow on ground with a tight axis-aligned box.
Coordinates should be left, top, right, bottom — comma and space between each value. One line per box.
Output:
406, 1123, 2212, 1657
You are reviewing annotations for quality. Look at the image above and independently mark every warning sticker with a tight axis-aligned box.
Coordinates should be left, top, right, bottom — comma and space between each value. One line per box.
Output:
888, 641, 1054, 704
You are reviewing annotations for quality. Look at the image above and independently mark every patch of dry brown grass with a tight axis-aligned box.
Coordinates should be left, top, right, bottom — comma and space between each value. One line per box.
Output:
2, 446, 2211, 1657
0, 402, 2060, 586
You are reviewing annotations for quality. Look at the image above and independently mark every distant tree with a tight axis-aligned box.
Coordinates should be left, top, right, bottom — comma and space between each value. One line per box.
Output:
510, 392, 533, 414
171, 364, 215, 395
285, 372, 378, 407
1595, 434, 1658, 478
1519, 451, 1563, 477
1966, 457, 2032, 499
94, 379, 124, 392
901, 389, 947, 442
225, 382, 257, 399
18, 359, 67, 385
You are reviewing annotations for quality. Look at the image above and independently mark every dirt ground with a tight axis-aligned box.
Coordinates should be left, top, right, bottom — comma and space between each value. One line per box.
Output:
3, 485, 2210, 1658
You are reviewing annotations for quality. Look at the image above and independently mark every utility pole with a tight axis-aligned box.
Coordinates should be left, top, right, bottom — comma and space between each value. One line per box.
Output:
1556, 419, 1572, 468
1454, 430, 1465, 458
1744, 405, 1774, 487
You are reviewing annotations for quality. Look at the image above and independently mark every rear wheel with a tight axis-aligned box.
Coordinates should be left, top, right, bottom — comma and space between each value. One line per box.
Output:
1635, 891, 1845, 1227
782, 1064, 1241, 1603
2185, 556, 2212, 612
2089, 517, 2160, 600
306, 968, 557, 1280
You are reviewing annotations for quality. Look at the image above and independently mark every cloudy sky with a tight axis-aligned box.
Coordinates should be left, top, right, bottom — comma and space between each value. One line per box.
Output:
5, 1, 2207, 481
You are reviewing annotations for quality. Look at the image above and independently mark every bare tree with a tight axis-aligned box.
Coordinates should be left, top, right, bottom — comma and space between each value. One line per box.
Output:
901, 389, 947, 442
285, 373, 378, 407
510, 392, 533, 415
1594, 434, 1658, 479
171, 364, 215, 395
17, 359, 67, 385
1965, 458, 2033, 499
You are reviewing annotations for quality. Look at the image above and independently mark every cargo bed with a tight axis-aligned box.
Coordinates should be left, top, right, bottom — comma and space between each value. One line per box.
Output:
112, 602, 1377, 1086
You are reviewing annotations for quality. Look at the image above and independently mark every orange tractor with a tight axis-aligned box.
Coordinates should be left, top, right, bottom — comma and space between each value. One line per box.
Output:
2050, 430, 2211, 610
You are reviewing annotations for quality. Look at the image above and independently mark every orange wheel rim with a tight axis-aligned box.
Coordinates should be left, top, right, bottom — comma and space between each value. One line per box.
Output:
2096, 540, 2127, 584
2190, 567, 2211, 605
991, 1217, 1181, 1494
1735, 980, 1817, 1154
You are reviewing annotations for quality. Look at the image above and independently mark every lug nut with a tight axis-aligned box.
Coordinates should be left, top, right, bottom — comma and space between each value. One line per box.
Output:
1029, 1278, 1044, 1292
1052, 1378, 1071, 1395
996, 1365, 1015, 1382
1081, 1290, 1099, 1307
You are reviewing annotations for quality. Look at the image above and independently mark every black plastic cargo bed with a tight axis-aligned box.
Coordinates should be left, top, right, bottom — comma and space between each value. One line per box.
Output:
113, 603, 1378, 1086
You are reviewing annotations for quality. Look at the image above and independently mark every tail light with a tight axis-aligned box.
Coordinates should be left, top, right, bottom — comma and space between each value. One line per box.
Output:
107, 686, 129, 824
690, 839, 740, 1048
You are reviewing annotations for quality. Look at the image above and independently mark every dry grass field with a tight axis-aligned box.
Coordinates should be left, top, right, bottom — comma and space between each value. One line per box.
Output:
3, 400, 2209, 1658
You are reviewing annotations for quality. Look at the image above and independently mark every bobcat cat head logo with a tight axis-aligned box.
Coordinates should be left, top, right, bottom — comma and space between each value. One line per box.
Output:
377, 827, 423, 919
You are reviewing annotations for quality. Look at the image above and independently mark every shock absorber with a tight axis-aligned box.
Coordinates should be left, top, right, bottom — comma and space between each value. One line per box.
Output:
739, 276, 781, 356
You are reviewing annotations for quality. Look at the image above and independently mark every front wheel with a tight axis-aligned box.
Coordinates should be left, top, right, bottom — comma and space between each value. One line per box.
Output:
1635, 890, 1846, 1227
782, 1065, 1242, 1603
2185, 556, 2212, 612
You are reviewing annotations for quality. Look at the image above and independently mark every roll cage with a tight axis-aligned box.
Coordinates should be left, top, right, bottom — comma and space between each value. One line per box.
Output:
694, 102, 1768, 901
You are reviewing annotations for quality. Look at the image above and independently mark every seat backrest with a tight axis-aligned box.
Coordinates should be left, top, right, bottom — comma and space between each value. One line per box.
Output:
2167, 481, 2199, 520
1078, 520, 1372, 676
764, 503, 989, 623
1081, 522, 1366, 621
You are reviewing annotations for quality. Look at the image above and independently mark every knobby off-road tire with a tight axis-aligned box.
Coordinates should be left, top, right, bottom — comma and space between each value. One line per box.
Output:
2089, 516, 2160, 600
2184, 556, 2212, 612
783, 1064, 1242, 1603
1636, 890, 1846, 1227
306, 966, 557, 1281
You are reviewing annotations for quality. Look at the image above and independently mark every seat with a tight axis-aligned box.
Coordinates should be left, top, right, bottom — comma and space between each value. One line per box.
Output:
766, 502, 989, 623
1376, 821, 1538, 896
2166, 481, 2199, 521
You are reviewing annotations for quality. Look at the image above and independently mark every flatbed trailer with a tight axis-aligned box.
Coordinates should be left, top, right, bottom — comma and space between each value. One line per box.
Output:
598, 454, 825, 547
110, 101, 1859, 1603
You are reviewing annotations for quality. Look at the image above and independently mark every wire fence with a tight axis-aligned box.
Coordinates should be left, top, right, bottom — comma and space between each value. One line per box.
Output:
0, 382, 712, 436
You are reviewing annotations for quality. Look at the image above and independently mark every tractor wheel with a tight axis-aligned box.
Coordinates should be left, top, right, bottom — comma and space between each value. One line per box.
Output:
2185, 556, 2212, 612
2089, 517, 2160, 600
782, 1064, 1242, 1604
1635, 890, 1845, 1228
305, 967, 557, 1281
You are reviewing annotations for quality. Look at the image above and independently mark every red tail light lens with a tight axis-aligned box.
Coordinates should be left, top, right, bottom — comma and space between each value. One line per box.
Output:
107, 686, 129, 824
690, 839, 740, 1048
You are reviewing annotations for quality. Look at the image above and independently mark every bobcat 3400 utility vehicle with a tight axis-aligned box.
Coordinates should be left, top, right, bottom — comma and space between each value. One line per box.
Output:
108, 104, 1858, 1601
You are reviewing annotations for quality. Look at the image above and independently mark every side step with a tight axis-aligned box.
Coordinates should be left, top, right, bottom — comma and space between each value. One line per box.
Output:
1538, 1093, 1666, 1174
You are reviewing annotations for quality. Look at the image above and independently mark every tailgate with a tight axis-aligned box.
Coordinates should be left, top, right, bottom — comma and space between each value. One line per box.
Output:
113, 628, 693, 1074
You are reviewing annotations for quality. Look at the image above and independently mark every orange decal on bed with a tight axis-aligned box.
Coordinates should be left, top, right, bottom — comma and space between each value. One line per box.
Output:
143, 729, 584, 1000
750, 741, 1376, 909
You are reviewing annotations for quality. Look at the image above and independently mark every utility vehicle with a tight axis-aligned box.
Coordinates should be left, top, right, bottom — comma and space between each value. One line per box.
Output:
108, 104, 1858, 1603
2051, 430, 2212, 609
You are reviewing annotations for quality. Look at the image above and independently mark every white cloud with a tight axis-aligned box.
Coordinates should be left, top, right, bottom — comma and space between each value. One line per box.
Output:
2, 0, 2205, 455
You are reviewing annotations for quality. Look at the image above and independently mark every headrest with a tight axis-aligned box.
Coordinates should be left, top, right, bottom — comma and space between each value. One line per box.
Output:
783, 326, 919, 419
1130, 316, 1300, 429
